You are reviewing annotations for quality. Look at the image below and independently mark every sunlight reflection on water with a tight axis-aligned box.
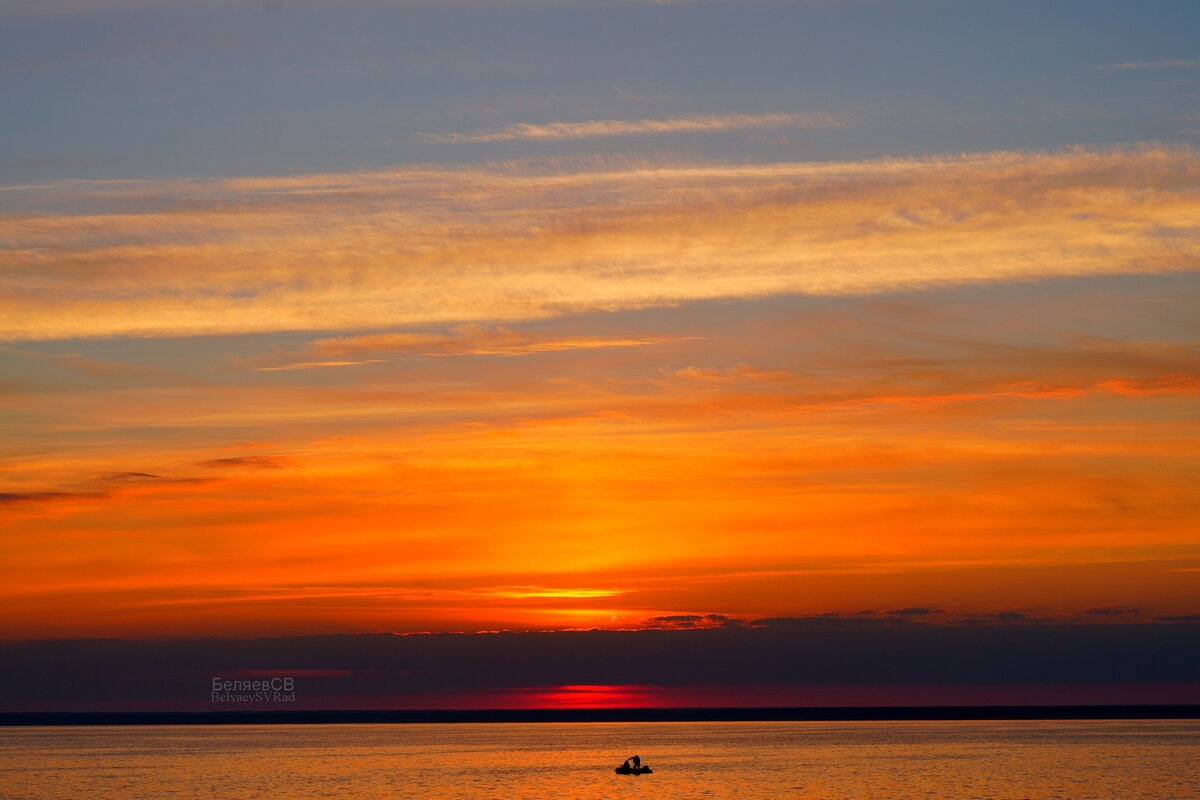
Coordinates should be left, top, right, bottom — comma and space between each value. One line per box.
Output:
0, 719, 1197, 800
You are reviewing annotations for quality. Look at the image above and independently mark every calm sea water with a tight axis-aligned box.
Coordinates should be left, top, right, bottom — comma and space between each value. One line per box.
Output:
0, 720, 1196, 800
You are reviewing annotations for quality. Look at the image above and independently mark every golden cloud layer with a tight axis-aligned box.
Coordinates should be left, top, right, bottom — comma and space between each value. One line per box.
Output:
1, 146, 1197, 341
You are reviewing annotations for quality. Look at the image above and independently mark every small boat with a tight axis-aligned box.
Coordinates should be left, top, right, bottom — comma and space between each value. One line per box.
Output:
614, 765, 653, 775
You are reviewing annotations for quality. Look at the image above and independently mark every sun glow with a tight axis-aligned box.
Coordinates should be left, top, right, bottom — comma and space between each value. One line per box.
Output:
478, 588, 628, 599
0, 149, 1197, 639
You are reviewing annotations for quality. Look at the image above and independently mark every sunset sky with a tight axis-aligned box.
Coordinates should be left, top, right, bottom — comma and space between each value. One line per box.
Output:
1, 0, 1198, 710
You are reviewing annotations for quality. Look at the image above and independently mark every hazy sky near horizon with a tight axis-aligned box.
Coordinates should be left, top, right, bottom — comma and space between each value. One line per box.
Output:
1, 0, 1199, 668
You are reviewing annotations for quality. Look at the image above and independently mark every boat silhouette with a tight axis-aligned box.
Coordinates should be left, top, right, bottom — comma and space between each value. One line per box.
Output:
615, 755, 652, 775
614, 764, 653, 775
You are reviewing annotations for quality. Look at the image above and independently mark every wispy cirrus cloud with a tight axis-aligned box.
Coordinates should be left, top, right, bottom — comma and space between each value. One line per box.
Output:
256, 360, 386, 372
1094, 58, 1200, 71
1, 146, 1198, 342
424, 111, 846, 143
308, 326, 693, 358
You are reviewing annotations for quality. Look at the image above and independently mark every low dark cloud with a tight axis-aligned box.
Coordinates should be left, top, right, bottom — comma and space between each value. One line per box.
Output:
196, 456, 289, 469
1158, 615, 1200, 622
956, 612, 1054, 626
643, 613, 745, 629
889, 607, 937, 616
1084, 606, 1141, 617
750, 615, 898, 628
97, 471, 207, 486
0, 491, 106, 504
2, 472, 207, 505
1, 621, 1197, 712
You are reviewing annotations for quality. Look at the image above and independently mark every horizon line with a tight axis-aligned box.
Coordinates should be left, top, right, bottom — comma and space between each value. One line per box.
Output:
4, 704, 1199, 727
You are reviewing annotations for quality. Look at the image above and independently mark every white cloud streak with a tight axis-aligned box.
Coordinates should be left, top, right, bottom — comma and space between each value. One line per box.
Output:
0, 145, 1197, 341
425, 112, 846, 143
1094, 58, 1200, 71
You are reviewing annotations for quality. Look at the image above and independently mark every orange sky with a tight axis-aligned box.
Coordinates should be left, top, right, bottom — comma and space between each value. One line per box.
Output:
1, 148, 1198, 640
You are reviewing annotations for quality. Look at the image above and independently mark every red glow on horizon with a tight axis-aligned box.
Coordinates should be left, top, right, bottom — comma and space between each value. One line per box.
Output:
15, 682, 1200, 714
514, 685, 659, 708
400, 683, 1200, 712
232, 669, 353, 677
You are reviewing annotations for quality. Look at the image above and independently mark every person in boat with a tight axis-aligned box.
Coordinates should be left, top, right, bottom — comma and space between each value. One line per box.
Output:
630, 755, 641, 769
622, 759, 631, 770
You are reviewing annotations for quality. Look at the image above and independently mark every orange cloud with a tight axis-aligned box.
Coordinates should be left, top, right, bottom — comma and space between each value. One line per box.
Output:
1096, 375, 1200, 395
2, 358, 1196, 640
